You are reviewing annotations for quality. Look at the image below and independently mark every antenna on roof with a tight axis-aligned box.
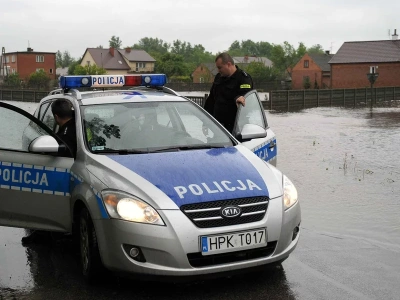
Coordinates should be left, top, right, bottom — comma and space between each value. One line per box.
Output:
388, 29, 391, 38
330, 42, 335, 54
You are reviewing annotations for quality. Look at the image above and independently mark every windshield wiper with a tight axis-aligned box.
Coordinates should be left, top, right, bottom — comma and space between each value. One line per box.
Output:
93, 149, 148, 154
150, 145, 227, 153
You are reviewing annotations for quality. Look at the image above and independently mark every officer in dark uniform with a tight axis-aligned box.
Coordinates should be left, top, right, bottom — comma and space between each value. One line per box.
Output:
51, 99, 77, 158
204, 52, 253, 133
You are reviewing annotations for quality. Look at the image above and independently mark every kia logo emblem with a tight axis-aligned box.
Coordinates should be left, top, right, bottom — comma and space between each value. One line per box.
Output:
221, 206, 242, 218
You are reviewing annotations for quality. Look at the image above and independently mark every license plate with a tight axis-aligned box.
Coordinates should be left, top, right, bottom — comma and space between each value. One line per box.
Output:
200, 228, 267, 256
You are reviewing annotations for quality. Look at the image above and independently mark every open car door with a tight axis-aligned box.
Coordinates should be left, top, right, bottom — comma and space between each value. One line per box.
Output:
233, 90, 277, 166
0, 101, 73, 232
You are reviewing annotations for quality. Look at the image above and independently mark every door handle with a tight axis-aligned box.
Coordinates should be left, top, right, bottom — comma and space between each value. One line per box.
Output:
269, 141, 276, 149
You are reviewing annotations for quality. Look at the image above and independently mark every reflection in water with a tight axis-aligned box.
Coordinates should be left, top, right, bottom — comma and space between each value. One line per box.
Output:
365, 108, 400, 128
2, 232, 296, 299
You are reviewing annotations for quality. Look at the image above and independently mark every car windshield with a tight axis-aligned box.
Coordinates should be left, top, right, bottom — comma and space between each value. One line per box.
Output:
81, 101, 234, 153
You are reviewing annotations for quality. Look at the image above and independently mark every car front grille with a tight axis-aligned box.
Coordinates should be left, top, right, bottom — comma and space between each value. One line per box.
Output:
180, 196, 269, 228
187, 241, 277, 267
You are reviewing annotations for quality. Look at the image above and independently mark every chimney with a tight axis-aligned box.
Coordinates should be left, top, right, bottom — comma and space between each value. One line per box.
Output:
109, 47, 115, 56
325, 50, 330, 55
392, 29, 398, 40
27, 47, 33, 52
125, 47, 131, 53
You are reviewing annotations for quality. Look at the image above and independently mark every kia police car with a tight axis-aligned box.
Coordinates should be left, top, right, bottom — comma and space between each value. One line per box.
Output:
0, 74, 300, 282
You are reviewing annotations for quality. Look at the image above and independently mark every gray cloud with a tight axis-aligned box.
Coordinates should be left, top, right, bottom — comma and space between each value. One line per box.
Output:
1, 0, 399, 58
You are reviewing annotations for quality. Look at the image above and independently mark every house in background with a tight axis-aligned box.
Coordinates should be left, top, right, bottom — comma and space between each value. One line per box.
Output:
0, 48, 56, 80
191, 63, 218, 83
291, 51, 334, 90
80, 48, 156, 74
233, 55, 273, 68
329, 32, 400, 88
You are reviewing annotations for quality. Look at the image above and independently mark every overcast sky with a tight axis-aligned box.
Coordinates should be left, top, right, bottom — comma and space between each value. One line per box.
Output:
1, 0, 399, 59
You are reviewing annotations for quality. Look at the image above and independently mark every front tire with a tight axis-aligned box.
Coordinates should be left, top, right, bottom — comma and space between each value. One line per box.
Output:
79, 208, 104, 283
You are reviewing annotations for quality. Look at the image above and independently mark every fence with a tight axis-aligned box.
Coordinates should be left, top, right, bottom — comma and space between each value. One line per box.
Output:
269, 86, 400, 111
2, 87, 400, 111
0, 90, 50, 102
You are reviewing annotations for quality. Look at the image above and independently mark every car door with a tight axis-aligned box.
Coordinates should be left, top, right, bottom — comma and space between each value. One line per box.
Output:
0, 101, 73, 232
233, 90, 277, 166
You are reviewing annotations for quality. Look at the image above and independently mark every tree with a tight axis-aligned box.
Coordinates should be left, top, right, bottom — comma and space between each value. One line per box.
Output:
28, 70, 51, 90
303, 76, 311, 89
131, 37, 170, 54
245, 62, 278, 82
68, 60, 81, 75
56, 50, 63, 68
73, 64, 107, 75
3, 73, 21, 87
109, 35, 122, 48
270, 41, 307, 78
307, 44, 325, 54
154, 53, 189, 78
62, 51, 74, 68
97, 45, 104, 49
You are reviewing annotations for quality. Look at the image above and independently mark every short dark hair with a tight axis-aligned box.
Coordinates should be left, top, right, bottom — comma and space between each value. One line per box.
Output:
51, 99, 74, 119
215, 52, 234, 64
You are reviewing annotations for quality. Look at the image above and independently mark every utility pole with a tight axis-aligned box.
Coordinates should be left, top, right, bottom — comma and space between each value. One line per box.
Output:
367, 66, 379, 108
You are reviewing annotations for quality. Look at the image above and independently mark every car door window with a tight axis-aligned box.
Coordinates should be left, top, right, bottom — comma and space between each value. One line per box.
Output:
0, 103, 49, 152
38, 102, 50, 120
236, 92, 266, 132
42, 103, 56, 130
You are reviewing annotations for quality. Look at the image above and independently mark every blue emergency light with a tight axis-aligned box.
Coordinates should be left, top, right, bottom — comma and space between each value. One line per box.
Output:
59, 74, 167, 89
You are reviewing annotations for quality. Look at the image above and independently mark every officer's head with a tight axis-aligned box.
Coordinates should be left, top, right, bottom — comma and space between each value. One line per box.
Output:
51, 99, 74, 126
215, 52, 235, 77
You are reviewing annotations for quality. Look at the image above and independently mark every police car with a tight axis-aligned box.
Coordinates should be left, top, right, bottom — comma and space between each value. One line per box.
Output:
0, 74, 300, 282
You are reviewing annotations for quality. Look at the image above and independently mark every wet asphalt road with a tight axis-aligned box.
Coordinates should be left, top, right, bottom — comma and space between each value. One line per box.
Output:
1, 103, 400, 300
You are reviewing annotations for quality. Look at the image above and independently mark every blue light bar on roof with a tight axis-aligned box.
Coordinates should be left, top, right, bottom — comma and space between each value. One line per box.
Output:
59, 74, 167, 89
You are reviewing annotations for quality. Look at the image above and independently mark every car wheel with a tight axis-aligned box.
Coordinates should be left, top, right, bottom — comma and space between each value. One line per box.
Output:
79, 208, 104, 283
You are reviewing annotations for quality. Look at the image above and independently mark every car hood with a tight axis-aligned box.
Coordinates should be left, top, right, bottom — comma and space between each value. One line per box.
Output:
87, 146, 282, 209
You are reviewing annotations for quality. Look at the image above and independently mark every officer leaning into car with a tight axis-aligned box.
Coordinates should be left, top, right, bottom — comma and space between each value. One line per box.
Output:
21, 99, 76, 244
204, 52, 253, 134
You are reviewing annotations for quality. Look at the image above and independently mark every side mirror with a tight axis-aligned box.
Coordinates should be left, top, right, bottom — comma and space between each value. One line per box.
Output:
236, 124, 267, 142
29, 135, 60, 153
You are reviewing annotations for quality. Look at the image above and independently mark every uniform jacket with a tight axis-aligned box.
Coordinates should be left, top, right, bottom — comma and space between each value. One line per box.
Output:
57, 118, 77, 157
204, 65, 253, 133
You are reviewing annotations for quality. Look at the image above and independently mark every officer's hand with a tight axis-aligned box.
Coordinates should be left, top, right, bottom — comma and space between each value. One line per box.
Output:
236, 96, 245, 107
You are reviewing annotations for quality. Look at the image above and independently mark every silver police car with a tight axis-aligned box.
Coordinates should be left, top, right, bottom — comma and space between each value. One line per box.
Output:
0, 74, 300, 282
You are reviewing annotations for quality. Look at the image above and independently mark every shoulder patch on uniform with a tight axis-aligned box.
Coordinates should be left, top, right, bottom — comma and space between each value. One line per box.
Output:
240, 84, 251, 89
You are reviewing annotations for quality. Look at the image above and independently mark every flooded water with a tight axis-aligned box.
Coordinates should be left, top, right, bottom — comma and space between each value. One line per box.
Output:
1, 100, 399, 299
271, 107, 400, 249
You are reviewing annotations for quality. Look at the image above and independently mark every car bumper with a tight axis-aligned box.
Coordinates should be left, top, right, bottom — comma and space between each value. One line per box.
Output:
94, 197, 301, 277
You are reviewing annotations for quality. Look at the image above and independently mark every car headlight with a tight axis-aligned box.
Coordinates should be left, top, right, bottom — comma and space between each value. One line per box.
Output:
283, 175, 298, 210
101, 190, 165, 225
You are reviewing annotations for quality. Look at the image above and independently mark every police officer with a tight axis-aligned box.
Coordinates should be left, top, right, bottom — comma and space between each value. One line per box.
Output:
51, 99, 77, 157
204, 52, 253, 133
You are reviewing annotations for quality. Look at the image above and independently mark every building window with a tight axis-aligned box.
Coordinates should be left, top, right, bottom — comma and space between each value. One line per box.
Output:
49, 68, 53, 74
12, 68, 16, 74
5, 56, 9, 63
87, 61, 91, 66
36, 55, 45, 63
36, 68, 44, 72
11, 55, 15, 63
199, 77, 204, 83
304, 60, 309, 68
135, 62, 146, 71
